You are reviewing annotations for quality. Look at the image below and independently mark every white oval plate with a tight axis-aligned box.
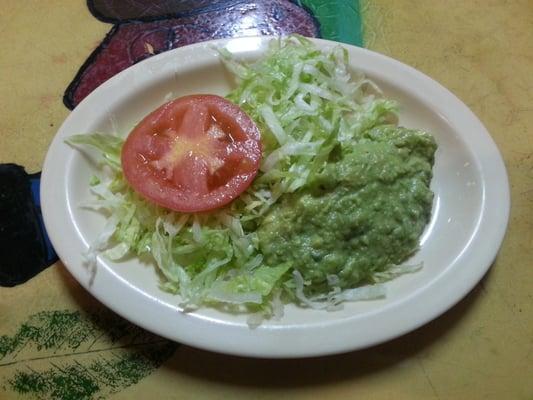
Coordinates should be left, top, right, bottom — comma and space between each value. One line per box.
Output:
41, 37, 509, 358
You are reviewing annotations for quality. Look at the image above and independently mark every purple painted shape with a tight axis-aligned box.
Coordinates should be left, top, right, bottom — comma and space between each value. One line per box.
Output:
89, 0, 244, 22
64, 0, 318, 109
170, 2, 318, 46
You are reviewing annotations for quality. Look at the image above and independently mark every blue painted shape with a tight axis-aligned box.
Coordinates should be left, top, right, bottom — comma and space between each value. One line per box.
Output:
0, 164, 57, 286
29, 173, 57, 265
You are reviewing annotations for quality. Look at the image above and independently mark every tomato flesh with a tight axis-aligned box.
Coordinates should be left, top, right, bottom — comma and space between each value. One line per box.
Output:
121, 95, 262, 212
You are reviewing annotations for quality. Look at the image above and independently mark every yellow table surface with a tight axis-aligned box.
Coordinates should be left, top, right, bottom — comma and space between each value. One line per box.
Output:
1, 1, 532, 399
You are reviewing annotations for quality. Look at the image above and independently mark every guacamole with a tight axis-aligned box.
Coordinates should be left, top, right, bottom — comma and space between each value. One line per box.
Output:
257, 125, 437, 294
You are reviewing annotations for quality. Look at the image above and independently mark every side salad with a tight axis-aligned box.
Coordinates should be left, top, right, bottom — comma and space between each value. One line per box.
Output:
68, 35, 437, 324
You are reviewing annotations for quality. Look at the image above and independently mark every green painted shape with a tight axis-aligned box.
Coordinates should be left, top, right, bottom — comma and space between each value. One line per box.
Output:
8, 343, 176, 400
296, 0, 363, 46
1, 310, 178, 400
10, 365, 100, 400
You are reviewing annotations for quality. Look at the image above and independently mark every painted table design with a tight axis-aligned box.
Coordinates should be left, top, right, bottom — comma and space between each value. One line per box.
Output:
1, 1, 532, 399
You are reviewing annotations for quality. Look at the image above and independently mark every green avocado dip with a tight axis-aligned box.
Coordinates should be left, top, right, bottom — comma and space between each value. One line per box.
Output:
257, 125, 437, 295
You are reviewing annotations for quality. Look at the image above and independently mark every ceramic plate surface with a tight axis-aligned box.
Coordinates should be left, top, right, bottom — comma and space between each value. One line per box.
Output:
41, 37, 509, 358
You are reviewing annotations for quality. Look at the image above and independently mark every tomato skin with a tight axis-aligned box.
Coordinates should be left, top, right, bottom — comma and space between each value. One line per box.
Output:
121, 95, 262, 212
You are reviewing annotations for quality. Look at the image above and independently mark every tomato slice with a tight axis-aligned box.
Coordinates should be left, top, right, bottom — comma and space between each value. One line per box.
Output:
121, 94, 262, 212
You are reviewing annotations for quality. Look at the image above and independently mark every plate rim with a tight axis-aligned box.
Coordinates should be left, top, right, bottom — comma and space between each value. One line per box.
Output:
41, 36, 510, 358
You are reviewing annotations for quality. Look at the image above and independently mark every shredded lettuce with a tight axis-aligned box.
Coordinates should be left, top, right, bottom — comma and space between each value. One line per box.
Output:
224, 36, 398, 219
67, 35, 419, 322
